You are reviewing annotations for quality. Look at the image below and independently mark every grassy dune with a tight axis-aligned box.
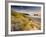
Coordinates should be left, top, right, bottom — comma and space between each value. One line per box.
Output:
11, 11, 41, 31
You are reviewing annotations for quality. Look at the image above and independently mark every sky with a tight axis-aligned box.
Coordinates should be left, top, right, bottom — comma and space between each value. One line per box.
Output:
11, 6, 41, 12
11, 5, 41, 18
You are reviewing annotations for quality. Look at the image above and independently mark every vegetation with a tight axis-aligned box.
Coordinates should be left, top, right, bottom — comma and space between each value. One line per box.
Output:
11, 11, 41, 31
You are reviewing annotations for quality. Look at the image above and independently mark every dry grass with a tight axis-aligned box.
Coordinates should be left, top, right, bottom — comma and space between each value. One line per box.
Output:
11, 11, 41, 31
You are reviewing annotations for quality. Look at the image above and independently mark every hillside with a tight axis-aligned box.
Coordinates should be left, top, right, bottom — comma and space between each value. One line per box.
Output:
11, 11, 41, 31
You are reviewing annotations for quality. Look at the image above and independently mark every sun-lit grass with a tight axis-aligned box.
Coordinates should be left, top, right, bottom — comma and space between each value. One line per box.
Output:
11, 11, 41, 31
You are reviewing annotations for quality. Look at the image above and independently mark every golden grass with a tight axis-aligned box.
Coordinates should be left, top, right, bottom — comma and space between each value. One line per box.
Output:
11, 11, 41, 31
